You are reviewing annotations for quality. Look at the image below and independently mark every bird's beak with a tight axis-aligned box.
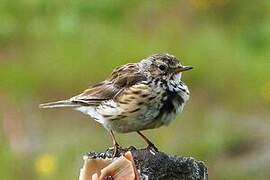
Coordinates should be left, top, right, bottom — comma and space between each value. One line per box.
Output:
174, 66, 193, 73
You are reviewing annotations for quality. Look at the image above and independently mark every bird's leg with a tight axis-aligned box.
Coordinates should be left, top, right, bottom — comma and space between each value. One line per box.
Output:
137, 131, 159, 152
109, 130, 121, 157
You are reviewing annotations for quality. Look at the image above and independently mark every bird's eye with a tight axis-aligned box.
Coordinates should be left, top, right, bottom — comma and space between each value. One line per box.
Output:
158, 64, 167, 71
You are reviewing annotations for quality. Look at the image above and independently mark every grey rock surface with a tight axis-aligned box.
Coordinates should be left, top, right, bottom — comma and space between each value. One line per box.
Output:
85, 147, 208, 180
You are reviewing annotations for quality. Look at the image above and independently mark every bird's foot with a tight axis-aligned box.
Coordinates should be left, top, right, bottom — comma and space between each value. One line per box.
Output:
111, 143, 125, 158
146, 143, 159, 152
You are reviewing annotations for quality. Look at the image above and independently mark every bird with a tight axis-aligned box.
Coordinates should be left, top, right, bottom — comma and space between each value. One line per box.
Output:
39, 53, 193, 156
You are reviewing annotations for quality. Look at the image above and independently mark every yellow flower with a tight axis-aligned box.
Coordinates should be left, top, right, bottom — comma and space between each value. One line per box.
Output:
262, 81, 270, 102
35, 153, 57, 176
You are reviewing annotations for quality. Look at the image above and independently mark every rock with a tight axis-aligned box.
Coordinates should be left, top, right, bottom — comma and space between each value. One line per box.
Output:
80, 147, 208, 180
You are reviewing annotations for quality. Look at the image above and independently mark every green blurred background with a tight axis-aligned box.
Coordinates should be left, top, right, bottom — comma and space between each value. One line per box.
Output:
0, 0, 270, 179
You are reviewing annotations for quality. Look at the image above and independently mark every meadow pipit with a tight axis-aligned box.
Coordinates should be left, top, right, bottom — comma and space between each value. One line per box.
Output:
40, 53, 193, 156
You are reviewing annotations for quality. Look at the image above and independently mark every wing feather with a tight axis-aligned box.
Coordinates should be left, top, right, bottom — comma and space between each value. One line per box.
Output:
71, 63, 147, 106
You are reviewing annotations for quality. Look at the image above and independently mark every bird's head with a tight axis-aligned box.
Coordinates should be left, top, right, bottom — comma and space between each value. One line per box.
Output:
139, 53, 193, 79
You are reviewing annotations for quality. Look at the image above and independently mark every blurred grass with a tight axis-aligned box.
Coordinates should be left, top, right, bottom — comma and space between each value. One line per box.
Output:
0, 0, 270, 179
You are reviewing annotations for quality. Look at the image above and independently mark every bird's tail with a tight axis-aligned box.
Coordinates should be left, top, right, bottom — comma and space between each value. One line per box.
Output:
39, 99, 79, 108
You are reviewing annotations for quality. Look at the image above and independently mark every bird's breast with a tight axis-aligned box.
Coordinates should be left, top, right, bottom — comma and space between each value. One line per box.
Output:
155, 90, 185, 125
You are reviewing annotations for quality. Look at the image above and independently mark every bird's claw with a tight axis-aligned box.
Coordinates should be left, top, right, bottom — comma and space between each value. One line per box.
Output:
112, 144, 124, 158
147, 143, 159, 152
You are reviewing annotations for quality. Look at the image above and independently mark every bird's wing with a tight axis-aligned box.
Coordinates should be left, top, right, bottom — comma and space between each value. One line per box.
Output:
71, 63, 147, 106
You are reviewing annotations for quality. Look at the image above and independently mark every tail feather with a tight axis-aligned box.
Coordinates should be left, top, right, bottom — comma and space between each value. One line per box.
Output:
39, 100, 79, 108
